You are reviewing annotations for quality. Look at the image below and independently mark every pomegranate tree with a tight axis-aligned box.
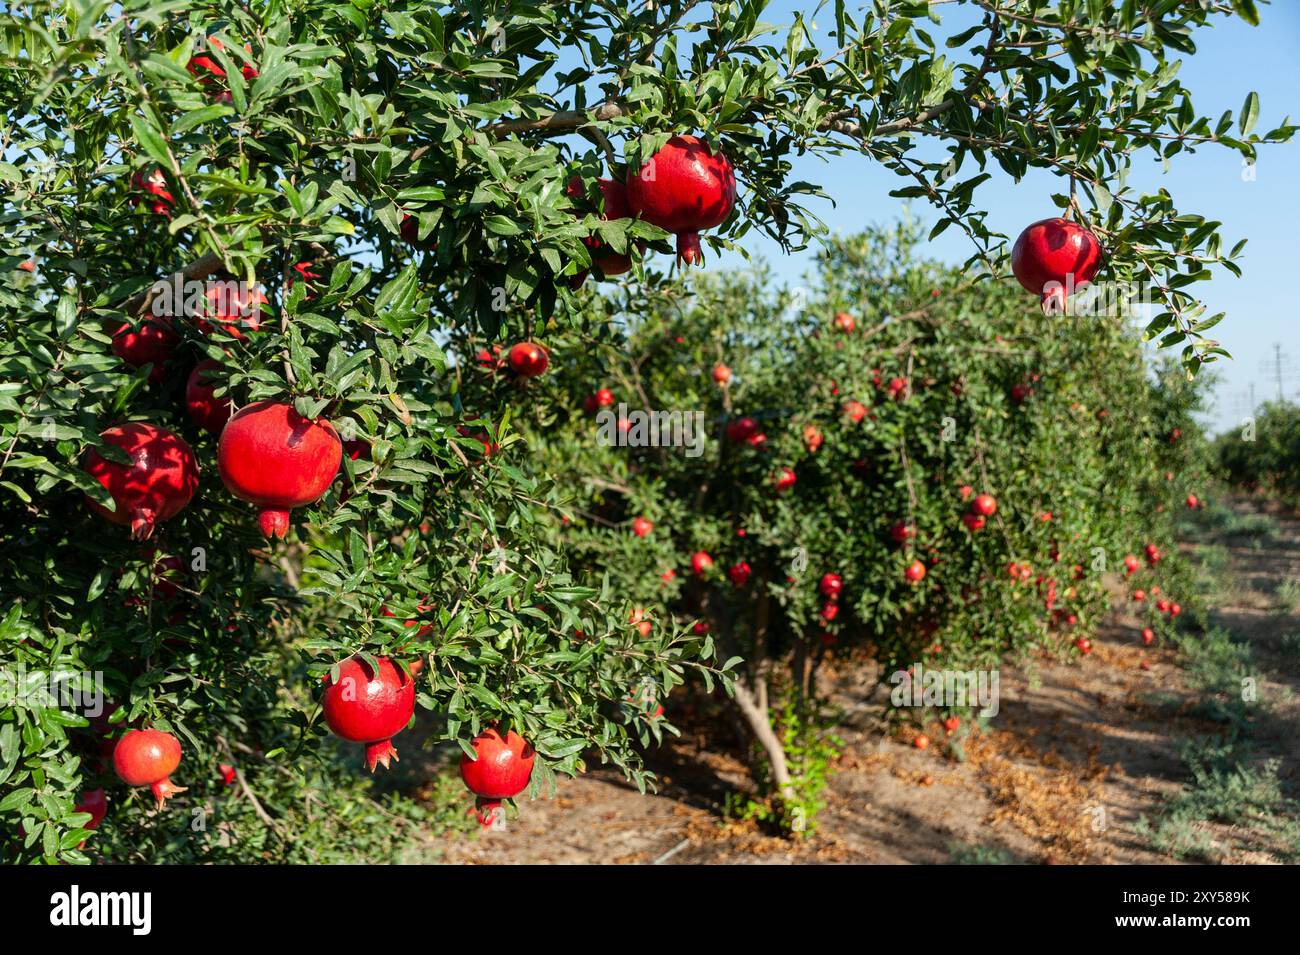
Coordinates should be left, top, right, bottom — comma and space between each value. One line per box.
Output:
524, 223, 1206, 831
0, 0, 1273, 864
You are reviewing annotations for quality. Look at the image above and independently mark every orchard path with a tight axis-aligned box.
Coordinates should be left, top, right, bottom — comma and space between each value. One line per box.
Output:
432, 495, 1300, 865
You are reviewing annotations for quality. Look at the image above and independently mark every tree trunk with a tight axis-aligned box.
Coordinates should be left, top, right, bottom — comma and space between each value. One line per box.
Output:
731, 674, 795, 804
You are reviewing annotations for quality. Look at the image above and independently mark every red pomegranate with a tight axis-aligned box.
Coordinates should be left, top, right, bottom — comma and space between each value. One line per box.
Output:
199, 280, 265, 340
217, 400, 342, 537
728, 561, 752, 587
187, 36, 259, 85
772, 467, 797, 492
112, 315, 178, 382
185, 360, 232, 434
113, 729, 186, 808
626, 135, 737, 266
76, 788, 108, 830
842, 400, 867, 424
584, 388, 615, 413
971, 493, 998, 517
690, 550, 714, 575
321, 656, 415, 772
632, 516, 654, 537
84, 424, 199, 540
130, 167, 174, 216
460, 727, 535, 801
567, 177, 635, 283
507, 342, 549, 378
904, 559, 927, 583
819, 573, 843, 599
400, 214, 437, 249
725, 416, 758, 443
1011, 218, 1102, 313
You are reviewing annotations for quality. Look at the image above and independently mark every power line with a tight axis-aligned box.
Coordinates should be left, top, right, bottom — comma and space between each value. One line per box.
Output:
1259, 343, 1297, 403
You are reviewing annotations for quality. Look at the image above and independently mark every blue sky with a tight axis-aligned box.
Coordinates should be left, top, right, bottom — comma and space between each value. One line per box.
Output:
706, 2, 1300, 435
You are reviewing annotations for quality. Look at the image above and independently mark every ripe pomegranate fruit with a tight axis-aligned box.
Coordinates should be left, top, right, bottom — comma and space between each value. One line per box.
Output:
188, 36, 259, 85
199, 280, 265, 341
690, 551, 714, 576
626, 135, 737, 266
890, 522, 915, 545
820, 602, 839, 622
962, 512, 986, 531
773, 467, 797, 492
943, 717, 960, 733
1141, 627, 1155, 646
913, 734, 930, 750
833, 311, 855, 333
729, 561, 752, 588
129, 167, 174, 216
507, 342, 549, 378
1075, 638, 1093, 655
112, 315, 178, 382
1186, 493, 1199, 509
819, 573, 843, 599
461, 727, 535, 806
185, 360, 232, 434
842, 400, 867, 424
802, 424, 823, 452
84, 424, 198, 540
632, 516, 654, 537
629, 607, 652, 637
904, 559, 927, 583
218, 400, 342, 537
725, 416, 758, 443
1123, 555, 1140, 574
1011, 217, 1102, 313
584, 387, 615, 413
1132, 589, 1146, 602
971, 494, 997, 517
113, 729, 186, 808
219, 763, 237, 786
321, 656, 415, 771
76, 788, 108, 830
567, 177, 635, 283
713, 364, 732, 385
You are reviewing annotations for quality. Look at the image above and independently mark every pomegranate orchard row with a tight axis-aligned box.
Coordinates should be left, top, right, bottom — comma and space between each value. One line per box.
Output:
507, 227, 1211, 826
0, 0, 1286, 861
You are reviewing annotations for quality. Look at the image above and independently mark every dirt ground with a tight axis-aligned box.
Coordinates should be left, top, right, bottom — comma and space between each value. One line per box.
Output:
437, 496, 1300, 865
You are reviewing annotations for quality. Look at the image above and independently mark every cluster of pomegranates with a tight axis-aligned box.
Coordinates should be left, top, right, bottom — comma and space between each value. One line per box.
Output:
564, 134, 736, 284
83, 399, 343, 540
